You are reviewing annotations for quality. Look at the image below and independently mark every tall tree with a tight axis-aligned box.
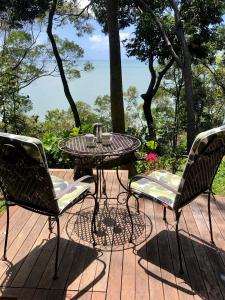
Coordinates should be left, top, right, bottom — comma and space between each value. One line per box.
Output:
124, 12, 175, 138
135, 0, 225, 150
106, 0, 125, 133
47, 0, 81, 128
0, 0, 93, 129
93, 0, 134, 133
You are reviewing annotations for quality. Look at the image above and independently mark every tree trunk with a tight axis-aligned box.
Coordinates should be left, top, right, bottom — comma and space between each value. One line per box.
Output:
141, 58, 174, 139
141, 93, 155, 139
170, 0, 195, 151
47, 0, 81, 128
106, 0, 125, 133
182, 58, 195, 151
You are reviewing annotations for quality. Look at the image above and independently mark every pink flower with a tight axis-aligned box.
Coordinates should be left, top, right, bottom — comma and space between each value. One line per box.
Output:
146, 152, 158, 162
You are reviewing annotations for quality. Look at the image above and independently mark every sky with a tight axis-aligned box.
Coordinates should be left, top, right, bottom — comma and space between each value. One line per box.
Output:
35, 6, 135, 61
75, 0, 133, 60
59, 20, 134, 60
25, 12, 148, 118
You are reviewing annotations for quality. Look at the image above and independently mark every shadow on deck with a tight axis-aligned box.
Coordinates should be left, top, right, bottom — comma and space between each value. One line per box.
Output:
0, 169, 224, 300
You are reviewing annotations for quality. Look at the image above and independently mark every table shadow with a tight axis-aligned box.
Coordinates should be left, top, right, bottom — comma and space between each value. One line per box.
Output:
66, 205, 153, 251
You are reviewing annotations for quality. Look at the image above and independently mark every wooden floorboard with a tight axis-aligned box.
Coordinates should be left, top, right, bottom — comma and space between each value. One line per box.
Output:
0, 169, 224, 299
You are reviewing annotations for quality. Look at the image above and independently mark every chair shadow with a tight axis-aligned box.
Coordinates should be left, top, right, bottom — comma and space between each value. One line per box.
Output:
0, 237, 106, 299
137, 230, 225, 300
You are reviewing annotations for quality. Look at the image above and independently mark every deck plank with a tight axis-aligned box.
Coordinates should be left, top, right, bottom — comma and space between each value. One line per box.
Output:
0, 205, 18, 231
135, 198, 150, 300
120, 195, 136, 300
188, 202, 224, 299
153, 202, 180, 300
140, 199, 164, 300
5, 214, 47, 287
0, 169, 224, 300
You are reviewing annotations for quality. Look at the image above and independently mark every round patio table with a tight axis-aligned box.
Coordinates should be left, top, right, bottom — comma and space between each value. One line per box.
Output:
59, 133, 141, 246
59, 133, 140, 158
59, 133, 141, 198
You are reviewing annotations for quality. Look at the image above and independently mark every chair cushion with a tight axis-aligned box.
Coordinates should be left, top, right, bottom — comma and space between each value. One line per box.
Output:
188, 125, 225, 163
130, 170, 181, 208
51, 175, 90, 213
0, 133, 48, 168
173, 125, 225, 208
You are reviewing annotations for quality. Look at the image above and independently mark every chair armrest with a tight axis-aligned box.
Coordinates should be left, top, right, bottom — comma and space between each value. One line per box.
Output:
74, 175, 95, 185
129, 174, 181, 195
75, 175, 97, 195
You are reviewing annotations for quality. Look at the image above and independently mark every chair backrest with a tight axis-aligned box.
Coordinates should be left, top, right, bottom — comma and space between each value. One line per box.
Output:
0, 133, 59, 215
173, 126, 225, 210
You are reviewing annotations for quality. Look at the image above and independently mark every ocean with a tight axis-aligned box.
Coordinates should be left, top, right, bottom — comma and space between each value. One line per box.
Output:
23, 60, 150, 119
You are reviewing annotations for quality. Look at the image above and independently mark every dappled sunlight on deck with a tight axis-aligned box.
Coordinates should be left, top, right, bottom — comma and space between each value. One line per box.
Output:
0, 169, 224, 299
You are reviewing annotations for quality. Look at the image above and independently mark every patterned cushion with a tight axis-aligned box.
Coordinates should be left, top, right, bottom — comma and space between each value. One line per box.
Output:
131, 126, 225, 211
51, 175, 69, 195
131, 170, 181, 208
188, 125, 225, 163
51, 175, 90, 213
0, 133, 48, 168
176, 125, 225, 196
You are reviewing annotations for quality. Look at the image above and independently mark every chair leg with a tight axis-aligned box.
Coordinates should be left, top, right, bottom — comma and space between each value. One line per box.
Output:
163, 206, 167, 222
53, 216, 60, 280
126, 194, 134, 243
208, 190, 214, 244
91, 194, 98, 247
175, 210, 184, 275
48, 216, 53, 233
2, 204, 9, 261
135, 195, 140, 214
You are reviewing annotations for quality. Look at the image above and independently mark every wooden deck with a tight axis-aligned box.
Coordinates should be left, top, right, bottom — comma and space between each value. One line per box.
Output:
0, 169, 225, 299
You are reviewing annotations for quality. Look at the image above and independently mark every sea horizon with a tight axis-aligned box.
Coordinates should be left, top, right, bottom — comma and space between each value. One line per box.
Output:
23, 59, 150, 120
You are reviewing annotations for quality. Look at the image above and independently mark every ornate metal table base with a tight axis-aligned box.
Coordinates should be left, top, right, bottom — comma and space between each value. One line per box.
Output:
59, 133, 141, 247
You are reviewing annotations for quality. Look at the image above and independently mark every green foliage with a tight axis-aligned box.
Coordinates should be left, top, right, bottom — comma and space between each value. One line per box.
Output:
212, 160, 225, 195
145, 140, 158, 151
69, 127, 80, 137
42, 131, 74, 168
0, 0, 49, 28
76, 101, 98, 132
0, 68, 34, 133
94, 95, 112, 131
124, 86, 143, 132
42, 109, 74, 136
93, 0, 137, 33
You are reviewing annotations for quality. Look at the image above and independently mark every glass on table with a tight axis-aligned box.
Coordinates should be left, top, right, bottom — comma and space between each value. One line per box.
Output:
85, 134, 97, 147
101, 133, 112, 146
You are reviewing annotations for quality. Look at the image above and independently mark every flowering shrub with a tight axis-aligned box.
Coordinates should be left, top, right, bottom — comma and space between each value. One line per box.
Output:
146, 152, 158, 174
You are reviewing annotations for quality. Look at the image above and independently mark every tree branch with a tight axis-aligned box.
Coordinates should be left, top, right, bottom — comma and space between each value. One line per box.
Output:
135, 0, 182, 67
202, 62, 225, 93
47, 0, 81, 128
153, 59, 174, 95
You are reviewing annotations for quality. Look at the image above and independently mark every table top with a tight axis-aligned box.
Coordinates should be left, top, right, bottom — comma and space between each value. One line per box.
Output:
59, 133, 141, 158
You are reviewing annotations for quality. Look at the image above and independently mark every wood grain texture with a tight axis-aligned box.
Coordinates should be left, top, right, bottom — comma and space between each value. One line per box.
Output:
0, 169, 224, 300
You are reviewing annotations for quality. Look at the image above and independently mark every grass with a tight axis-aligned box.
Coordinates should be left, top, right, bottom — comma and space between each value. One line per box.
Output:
212, 159, 225, 195
0, 199, 5, 216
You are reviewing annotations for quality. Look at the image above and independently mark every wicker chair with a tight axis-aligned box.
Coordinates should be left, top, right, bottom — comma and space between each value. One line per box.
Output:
128, 125, 225, 274
0, 133, 97, 280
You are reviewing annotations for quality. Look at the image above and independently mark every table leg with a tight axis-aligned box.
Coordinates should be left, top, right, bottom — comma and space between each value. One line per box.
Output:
116, 165, 139, 212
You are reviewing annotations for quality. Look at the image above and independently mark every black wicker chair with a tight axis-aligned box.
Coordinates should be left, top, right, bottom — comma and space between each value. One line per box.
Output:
128, 125, 225, 274
0, 133, 97, 280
